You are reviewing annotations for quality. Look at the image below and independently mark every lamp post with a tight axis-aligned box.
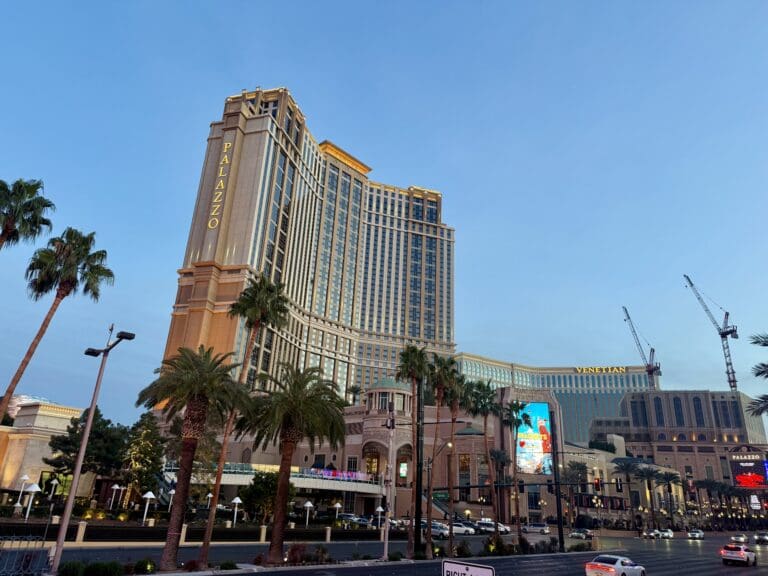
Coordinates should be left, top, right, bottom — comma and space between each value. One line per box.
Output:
109, 484, 120, 510
142, 491, 156, 526
24, 484, 41, 522
333, 502, 342, 519
50, 326, 134, 576
49, 478, 60, 501
168, 489, 176, 513
376, 505, 384, 528
16, 474, 29, 504
232, 497, 242, 527
479, 496, 486, 518
304, 501, 314, 528
206, 492, 213, 509
117, 485, 126, 510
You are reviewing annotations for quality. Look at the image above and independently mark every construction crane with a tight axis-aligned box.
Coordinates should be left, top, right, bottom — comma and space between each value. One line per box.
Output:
683, 274, 739, 391
622, 306, 661, 390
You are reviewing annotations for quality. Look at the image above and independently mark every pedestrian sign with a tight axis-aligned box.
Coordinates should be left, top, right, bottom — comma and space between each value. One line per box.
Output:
443, 559, 495, 576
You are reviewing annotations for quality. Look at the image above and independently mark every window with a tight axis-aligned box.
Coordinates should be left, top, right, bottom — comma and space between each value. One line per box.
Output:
731, 400, 742, 428
673, 397, 685, 426
698, 433, 707, 441
720, 456, 731, 479
654, 397, 665, 426
678, 433, 687, 441
378, 392, 389, 411
705, 465, 714, 480
693, 397, 705, 427
347, 457, 358, 472
658, 433, 667, 441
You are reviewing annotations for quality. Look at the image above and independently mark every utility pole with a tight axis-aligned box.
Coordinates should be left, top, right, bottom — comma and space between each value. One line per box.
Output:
550, 409, 565, 553
382, 402, 396, 560
414, 377, 425, 554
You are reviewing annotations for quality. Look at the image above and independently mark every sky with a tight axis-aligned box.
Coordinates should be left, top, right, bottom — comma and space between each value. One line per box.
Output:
1, 1, 766, 426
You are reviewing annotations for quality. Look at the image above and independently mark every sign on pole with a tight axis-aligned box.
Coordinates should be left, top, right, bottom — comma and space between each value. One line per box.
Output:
443, 560, 495, 576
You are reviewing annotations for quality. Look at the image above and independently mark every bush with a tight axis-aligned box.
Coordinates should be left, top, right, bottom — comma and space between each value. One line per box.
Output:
133, 558, 156, 574
219, 561, 238, 570
455, 540, 473, 558
313, 545, 332, 563
482, 535, 514, 556
84, 562, 123, 576
252, 554, 264, 566
568, 542, 593, 552
286, 543, 306, 564
58, 561, 85, 576
123, 563, 135, 575
182, 559, 200, 572
388, 550, 404, 561
518, 535, 531, 554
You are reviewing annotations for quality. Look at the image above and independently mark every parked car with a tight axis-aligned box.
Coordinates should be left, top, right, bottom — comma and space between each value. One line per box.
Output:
570, 528, 594, 540
731, 533, 749, 543
476, 520, 510, 534
642, 529, 661, 539
451, 522, 476, 535
687, 529, 704, 540
660, 529, 674, 539
720, 543, 757, 566
431, 522, 450, 539
755, 532, 768, 544
523, 523, 551, 534
586, 555, 645, 576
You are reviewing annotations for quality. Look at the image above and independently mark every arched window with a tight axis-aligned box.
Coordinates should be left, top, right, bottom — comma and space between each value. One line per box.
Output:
698, 434, 706, 441
654, 397, 665, 426
658, 433, 666, 441
673, 397, 685, 427
678, 433, 687, 441
692, 397, 705, 427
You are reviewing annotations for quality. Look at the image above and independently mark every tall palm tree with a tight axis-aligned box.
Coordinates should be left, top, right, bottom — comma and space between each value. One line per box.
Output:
136, 346, 247, 571
655, 471, 682, 527
444, 372, 471, 555
747, 333, 768, 415
694, 478, 718, 519
237, 364, 345, 565
612, 460, 639, 525
0, 179, 55, 251
466, 379, 502, 540
425, 354, 456, 557
634, 466, 661, 529
396, 345, 429, 559
199, 274, 289, 567
562, 461, 588, 527
502, 399, 531, 540
1, 228, 113, 419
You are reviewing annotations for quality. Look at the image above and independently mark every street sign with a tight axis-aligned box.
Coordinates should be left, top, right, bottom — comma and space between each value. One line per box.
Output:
750, 494, 761, 510
443, 560, 495, 576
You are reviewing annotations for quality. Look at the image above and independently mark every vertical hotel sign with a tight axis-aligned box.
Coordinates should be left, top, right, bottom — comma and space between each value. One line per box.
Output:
208, 138, 233, 230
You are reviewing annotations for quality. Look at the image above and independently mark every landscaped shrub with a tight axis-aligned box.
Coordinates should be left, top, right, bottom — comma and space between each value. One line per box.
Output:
123, 563, 135, 575
568, 541, 593, 552
182, 559, 200, 572
219, 561, 238, 570
286, 543, 306, 564
252, 554, 264, 566
133, 558, 156, 574
388, 550, 404, 561
313, 544, 332, 563
455, 540, 473, 558
57, 561, 85, 576
482, 535, 514, 556
84, 561, 122, 576
432, 545, 447, 558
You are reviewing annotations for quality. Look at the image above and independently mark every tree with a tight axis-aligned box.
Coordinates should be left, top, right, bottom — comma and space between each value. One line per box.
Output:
200, 274, 288, 568
747, 333, 768, 415
237, 364, 345, 565
44, 407, 127, 479
655, 471, 682, 527
612, 460, 639, 525
165, 415, 223, 485
466, 379, 502, 541
124, 413, 166, 496
0, 179, 55, 251
502, 399, 531, 540
562, 461, 588, 528
1, 228, 114, 419
396, 345, 429, 559
136, 345, 246, 571
443, 372, 472, 555
240, 471, 295, 525
634, 466, 661, 529
694, 478, 718, 519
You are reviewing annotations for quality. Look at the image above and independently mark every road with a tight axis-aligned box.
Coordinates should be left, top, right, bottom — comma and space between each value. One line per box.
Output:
61, 532, 768, 575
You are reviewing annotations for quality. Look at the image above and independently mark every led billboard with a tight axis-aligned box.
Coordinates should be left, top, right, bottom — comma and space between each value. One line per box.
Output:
730, 458, 768, 490
515, 402, 553, 475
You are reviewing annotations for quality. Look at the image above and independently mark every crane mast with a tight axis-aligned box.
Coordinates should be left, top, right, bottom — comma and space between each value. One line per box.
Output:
622, 306, 661, 390
683, 274, 739, 391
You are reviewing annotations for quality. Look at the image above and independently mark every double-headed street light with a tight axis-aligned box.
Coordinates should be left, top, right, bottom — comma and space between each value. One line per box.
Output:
50, 326, 134, 576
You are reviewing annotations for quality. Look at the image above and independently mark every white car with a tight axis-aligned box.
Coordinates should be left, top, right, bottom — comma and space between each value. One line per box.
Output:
687, 529, 704, 540
731, 533, 749, 543
586, 555, 646, 576
431, 523, 449, 539
720, 543, 757, 566
660, 529, 673, 539
642, 529, 661, 539
476, 520, 510, 534
451, 522, 475, 535
523, 523, 551, 534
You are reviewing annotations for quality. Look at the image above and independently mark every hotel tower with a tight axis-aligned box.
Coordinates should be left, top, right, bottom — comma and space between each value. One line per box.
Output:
163, 87, 455, 401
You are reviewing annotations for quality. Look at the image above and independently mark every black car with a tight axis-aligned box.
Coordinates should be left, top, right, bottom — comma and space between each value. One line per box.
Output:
755, 532, 768, 544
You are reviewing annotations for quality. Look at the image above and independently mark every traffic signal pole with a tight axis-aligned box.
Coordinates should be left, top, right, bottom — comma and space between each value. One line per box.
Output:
550, 409, 565, 553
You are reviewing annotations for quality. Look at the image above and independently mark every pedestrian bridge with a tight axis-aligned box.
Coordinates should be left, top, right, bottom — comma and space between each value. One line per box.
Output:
163, 463, 384, 496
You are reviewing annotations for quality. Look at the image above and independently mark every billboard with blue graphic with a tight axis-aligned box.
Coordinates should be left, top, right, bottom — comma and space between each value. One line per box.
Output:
516, 402, 553, 475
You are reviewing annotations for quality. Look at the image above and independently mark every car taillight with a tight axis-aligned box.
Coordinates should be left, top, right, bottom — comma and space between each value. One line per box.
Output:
720, 550, 726, 555
586, 564, 614, 573
740, 552, 745, 557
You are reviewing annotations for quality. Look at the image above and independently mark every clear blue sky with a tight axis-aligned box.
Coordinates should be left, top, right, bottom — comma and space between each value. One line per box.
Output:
1, 1, 766, 425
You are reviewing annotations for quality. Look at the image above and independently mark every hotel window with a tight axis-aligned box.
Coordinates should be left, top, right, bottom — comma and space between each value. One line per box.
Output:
654, 397, 664, 426
673, 397, 685, 426
719, 457, 730, 479
705, 466, 714, 480
720, 401, 732, 427
731, 401, 742, 428
693, 397, 705, 427
378, 392, 389, 411
347, 457, 358, 472
711, 400, 721, 427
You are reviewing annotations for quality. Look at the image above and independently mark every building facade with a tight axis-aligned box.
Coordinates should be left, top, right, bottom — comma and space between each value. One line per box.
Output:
164, 87, 454, 410
457, 353, 655, 444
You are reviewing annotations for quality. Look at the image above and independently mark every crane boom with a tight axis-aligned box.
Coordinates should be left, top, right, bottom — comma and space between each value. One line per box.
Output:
683, 274, 739, 391
622, 306, 661, 389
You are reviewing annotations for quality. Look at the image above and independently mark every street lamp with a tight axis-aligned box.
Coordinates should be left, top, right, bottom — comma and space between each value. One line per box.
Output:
117, 485, 126, 509
168, 489, 176, 512
24, 484, 41, 522
142, 491, 156, 526
49, 478, 60, 501
51, 327, 134, 575
479, 496, 486, 518
16, 474, 30, 504
376, 505, 384, 528
109, 483, 120, 510
206, 492, 213, 509
304, 501, 314, 528
333, 502, 342, 519
232, 497, 242, 527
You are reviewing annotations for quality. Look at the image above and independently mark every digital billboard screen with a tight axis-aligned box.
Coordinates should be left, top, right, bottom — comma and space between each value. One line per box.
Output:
515, 402, 553, 475
730, 458, 768, 490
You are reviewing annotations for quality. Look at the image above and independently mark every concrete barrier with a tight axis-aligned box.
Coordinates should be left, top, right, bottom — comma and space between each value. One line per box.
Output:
76, 521, 87, 543
260, 525, 267, 543
325, 526, 331, 543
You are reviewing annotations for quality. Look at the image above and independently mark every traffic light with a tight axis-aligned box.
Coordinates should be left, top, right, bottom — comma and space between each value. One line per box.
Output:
547, 479, 554, 494
594, 478, 602, 492
615, 478, 623, 493
580, 482, 588, 493
518, 480, 525, 494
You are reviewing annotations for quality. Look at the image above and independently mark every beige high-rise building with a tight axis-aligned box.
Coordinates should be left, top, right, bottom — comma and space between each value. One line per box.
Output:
164, 87, 454, 406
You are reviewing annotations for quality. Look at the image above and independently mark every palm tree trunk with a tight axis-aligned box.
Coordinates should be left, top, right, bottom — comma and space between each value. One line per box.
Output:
448, 408, 457, 556
199, 322, 258, 567
160, 436, 198, 571
407, 377, 417, 559
512, 426, 522, 540
425, 396, 441, 559
483, 414, 500, 542
268, 438, 297, 564
0, 294, 65, 419
647, 480, 656, 530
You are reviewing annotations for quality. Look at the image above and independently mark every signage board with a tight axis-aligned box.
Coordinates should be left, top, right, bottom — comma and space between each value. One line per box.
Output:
443, 560, 495, 576
750, 495, 761, 511
730, 459, 768, 489
515, 402, 553, 475
399, 462, 408, 478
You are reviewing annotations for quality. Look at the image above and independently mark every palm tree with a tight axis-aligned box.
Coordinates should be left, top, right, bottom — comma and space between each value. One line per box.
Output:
425, 354, 456, 557
396, 345, 429, 559
502, 399, 531, 540
562, 461, 588, 527
1, 228, 113, 419
634, 466, 661, 529
444, 372, 472, 555
466, 380, 502, 540
136, 346, 247, 571
655, 471, 682, 528
0, 179, 55, 251
612, 460, 639, 525
199, 274, 289, 567
237, 364, 345, 565
345, 385, 362, 406
747, 333, 768, 415
694, 478, 718, 520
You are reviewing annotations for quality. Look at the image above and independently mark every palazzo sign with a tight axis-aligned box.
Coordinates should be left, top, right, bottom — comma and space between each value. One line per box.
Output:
208, 140, 233, 229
